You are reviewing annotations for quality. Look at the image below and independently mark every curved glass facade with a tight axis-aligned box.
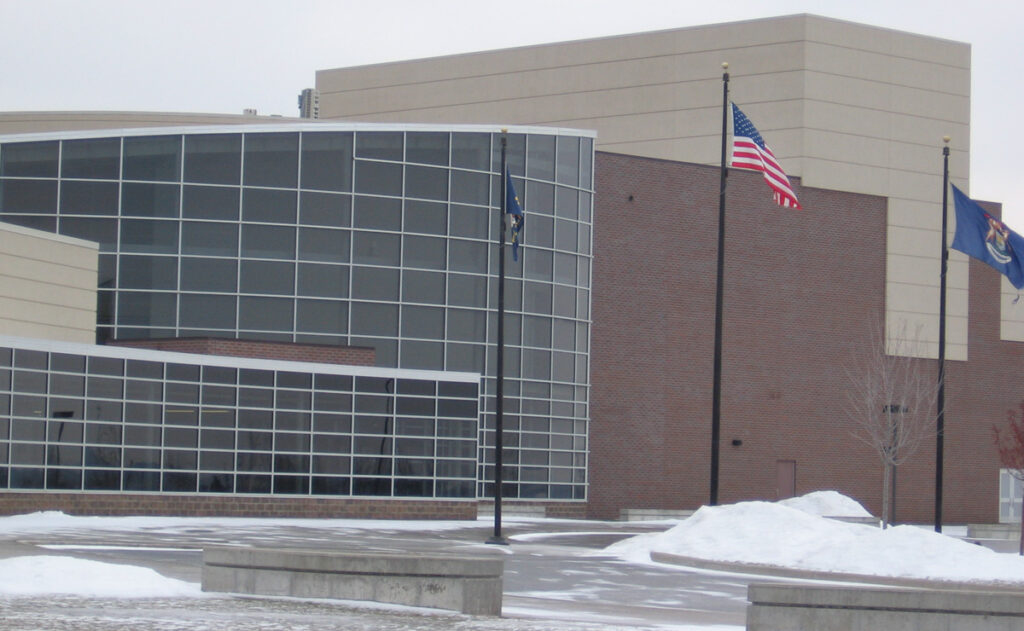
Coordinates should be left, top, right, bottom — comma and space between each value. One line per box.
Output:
0, 124, 594, 502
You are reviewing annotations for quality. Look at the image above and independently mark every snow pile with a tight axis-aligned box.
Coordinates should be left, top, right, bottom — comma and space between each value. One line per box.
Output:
0, 556, 205, 598
605, 493, 1024, 585
778, 490, 873, 518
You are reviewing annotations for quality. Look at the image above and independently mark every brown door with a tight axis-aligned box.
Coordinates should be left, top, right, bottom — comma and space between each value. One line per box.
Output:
776, 460, 796, 499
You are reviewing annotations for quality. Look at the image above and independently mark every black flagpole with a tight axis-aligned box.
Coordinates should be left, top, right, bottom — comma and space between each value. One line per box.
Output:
935, 135, 950, 533
487, 130, 509, 545
710, 62, 729, 506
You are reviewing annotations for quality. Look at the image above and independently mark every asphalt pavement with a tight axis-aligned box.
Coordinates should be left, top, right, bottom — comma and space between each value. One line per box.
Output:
0, 515, 770, 630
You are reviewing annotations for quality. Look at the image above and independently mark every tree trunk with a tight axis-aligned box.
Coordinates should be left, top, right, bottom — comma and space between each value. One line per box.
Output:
881, 461, 892, 529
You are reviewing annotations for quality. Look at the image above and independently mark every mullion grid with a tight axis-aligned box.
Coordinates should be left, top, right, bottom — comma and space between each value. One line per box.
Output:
0, 344, 475, 498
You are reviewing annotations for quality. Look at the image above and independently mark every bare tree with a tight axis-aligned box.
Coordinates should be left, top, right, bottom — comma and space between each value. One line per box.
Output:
993, 400, 1024, 555
846, 323, 938, 528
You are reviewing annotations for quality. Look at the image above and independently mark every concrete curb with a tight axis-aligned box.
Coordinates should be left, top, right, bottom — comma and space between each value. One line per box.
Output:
649, 551, 1024, 593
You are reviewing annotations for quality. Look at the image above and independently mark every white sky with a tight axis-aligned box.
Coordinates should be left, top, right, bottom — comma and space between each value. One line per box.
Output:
1, 0, 1022, 223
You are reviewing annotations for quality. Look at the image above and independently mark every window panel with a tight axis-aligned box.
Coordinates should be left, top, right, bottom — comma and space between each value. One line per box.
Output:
1, 141, 59, 177
181, 258, 237, 292
449, 204, 488, 240
241, 224, 295, 260
181, 221, 238, 257
554, 252, 577, 285
401, 305, 444, 339
447, 309, 485, 343
62, 137, 120, 179
119, 255, 177, 289
404, 200, 447, 235
300, 191, 351, 227
402, 235, 445, 269
353, 195, 401, 231
352, 232, 399, 266
447, 273, 486, 308
122, 182, 180, 218
399, 341, 443, 370
298, 227, 349, 263
351, 266, 398, 301
527, 134, 556, 180
182, 185, 238, 220
123, 135, 181, 182
448, 239, 487, 274
445, 342, 484, 373
354, 131, 402, 161
1, 179, 57, 213
451, 133, 490, 170
525, 249, 553, 281
184, 134, 241, 185
297, 263, 349, 298
406, 132, 449, 166
239, 296, 294, 331
296, 299, 347, 334
239, 260, 294, 295
59, 181, 118, 215
556, 136, 580, 186
581, 138, 594, 189
179, 294, 237, 329
243, 133, 298, 188
450, 170, 489, 205
243, 187, 296, 223
405, 165, 448, 201
401, 270, 444, 304
353, 161, 402, 196
301, 132, 353, 192
350, 302, 397, 337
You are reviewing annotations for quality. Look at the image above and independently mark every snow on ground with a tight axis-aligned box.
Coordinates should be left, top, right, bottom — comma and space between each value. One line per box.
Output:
0, 555, 205, 598
0, 510, 479, 536
604, 492, 1024, 585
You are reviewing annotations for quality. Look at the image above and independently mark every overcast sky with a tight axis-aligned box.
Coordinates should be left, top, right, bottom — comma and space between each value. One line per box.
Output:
2, 0, 1021, 223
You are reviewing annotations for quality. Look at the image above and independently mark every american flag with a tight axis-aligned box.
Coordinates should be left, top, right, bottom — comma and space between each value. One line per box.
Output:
730, 103, 802, 209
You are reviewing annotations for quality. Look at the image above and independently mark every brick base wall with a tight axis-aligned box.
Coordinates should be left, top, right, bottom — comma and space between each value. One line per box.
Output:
109, 337, 376, 366
0, 492, 475, 520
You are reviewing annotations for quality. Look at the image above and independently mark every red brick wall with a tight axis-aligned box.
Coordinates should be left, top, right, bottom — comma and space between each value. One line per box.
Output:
0, 492, 474, 519
588, 152, 1005, 523
109, 337, 376, 367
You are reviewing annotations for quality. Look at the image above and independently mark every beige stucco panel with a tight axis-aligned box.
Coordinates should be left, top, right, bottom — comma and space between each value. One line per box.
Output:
0, 223, 98, 344
317, 16, 812, 93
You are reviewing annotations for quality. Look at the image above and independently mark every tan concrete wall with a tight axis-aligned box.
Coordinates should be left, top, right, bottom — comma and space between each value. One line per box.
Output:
0, 222, 98, 343
317, 14, 975, 359
0, 111, 302, 135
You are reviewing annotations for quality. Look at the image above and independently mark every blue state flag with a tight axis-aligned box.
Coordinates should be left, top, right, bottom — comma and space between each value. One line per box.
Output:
951, 184, 1024, 289
506, 168, 525, 262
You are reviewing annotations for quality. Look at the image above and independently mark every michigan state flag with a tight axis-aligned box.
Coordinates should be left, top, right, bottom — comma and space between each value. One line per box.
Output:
506, 168, 524, 262
951, 184, 1024, 289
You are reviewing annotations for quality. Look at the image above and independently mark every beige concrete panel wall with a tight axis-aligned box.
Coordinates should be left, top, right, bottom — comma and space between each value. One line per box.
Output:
0, 111, 300, 136
0, 223, 98, 343
317, 15, 812, 93
803, 15, 971, 67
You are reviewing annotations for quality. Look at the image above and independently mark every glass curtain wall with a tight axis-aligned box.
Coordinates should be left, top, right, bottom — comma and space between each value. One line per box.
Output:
0, 340, 479, 497
0, 125, 594, 501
